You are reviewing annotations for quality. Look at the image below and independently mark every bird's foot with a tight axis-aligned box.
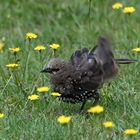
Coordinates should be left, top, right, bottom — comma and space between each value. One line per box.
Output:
92, 92, 99, 106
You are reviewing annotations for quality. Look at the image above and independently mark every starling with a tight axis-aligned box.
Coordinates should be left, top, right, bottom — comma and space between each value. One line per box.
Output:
41, 37, 136, 111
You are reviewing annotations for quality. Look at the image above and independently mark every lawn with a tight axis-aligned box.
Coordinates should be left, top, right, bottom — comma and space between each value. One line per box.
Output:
0, 0, 140, 139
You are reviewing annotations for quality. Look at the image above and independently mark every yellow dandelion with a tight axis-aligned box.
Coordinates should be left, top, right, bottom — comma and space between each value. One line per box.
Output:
6, 63, 19, 68
34, 45, 46, 51
103, 121, 114, 128
124, 129, 138, 135
0, 41, 4, 53
26, 32, 37, 39
123, 7, 136, 14
87, 105, 104, 113
131, 48, 140, 52
50, 43, 60, 50
9, 48, 20, 54
57, 115, 71, 124
37, 86, 50, 93
51, 92, 61, 97
0, 113, 5, 119
28, 94, 39, 101
112, 2, 123, 10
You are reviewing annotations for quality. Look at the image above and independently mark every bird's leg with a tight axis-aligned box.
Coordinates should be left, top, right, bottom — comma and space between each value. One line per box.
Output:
92, 91, 99, 106
80, 101, 87, 111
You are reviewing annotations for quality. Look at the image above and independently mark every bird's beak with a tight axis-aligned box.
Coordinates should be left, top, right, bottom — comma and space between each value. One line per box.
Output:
41, 68, 53, 73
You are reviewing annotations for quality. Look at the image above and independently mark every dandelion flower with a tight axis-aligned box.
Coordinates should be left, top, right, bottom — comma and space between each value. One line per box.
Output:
9, 48, 20, 54
50, 43, 60, 50
26, 32, 37, 39
51, 92, 61, 97
28, 94, 39, 101
112, 2, 123, 10
103, 121, 114, 128
34, 45, 46, 51
124, 129, 138, 135
6, 63, 19, 68
87, 105, 104, 113
0, 41, 4, 53
57, 115, 71, 124
131, 48, 140, 52
123, 7, 136, 14
37, 86, 50, 93
0, 113, 5, 119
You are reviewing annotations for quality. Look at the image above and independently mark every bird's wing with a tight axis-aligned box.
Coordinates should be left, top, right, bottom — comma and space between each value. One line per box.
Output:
70, 37, 118, 89
91, 37, 114, 62
70, 47, 104, 91
70, 48, 89, 68
92, 37, 118, 81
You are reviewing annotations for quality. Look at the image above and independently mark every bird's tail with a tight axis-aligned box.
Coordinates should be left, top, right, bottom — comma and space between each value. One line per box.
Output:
115, 59, 137, 64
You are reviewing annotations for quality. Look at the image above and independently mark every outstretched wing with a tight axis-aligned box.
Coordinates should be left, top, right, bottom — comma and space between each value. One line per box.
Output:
70, 48, 89, 68
92, 37, 118, 81
70, 47, 104, 91
70, 37, 118, 89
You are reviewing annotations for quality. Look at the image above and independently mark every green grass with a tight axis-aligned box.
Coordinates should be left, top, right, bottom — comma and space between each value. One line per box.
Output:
0, 0, 140, 139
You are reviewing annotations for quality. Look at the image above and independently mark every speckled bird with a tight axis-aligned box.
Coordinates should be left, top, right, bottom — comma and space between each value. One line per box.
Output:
41, 37, 136, 111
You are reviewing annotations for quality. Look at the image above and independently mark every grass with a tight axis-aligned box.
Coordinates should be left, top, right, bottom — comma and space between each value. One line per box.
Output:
0, 0, 140, 139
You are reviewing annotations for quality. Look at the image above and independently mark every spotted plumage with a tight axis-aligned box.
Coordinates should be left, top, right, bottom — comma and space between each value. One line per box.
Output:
41, 37, 136, 111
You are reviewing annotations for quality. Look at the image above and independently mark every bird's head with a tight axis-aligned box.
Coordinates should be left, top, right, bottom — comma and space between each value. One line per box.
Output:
41, 58, 66, 74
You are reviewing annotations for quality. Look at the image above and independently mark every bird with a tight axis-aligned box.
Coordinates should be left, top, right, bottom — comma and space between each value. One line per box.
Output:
41, 37, 136, 111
